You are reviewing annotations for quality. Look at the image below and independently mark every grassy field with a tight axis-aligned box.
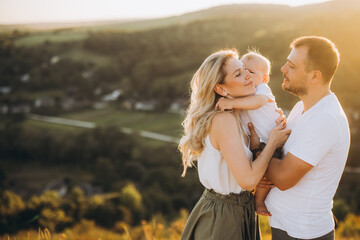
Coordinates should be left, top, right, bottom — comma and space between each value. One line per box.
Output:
59, 107, 183, 138
15, 30, 88, 46
23, 119, 84, 133
20, 107, 183, 139
1, 215, 358, 240
7, 108, 182, 193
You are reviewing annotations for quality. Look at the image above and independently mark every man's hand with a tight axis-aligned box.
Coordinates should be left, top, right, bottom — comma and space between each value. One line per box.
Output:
216, 97, 234, 111
248, 122, 260, 150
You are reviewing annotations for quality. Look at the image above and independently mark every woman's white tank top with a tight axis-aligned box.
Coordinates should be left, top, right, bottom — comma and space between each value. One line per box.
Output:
197, 133, 253, 195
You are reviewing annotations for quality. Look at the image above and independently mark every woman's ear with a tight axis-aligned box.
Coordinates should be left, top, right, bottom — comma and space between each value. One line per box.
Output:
214, 84, 228, 97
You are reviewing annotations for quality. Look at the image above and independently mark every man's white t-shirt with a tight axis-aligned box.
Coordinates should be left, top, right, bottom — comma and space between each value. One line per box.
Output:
240, 83, 280, 143
265, 93, 350, 239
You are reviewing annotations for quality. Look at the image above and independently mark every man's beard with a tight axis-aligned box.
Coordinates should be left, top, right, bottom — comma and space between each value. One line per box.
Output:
282, 75, 308, 96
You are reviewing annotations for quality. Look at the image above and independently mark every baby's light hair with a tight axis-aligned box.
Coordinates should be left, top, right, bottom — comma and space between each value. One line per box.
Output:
240, 49, 271, 75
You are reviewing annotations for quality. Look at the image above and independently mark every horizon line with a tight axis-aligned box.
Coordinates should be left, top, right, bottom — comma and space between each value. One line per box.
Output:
0, 1, 327, 26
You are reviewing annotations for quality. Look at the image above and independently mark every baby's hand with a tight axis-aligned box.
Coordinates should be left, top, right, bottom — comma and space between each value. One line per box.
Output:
275, 108, 287, 127
216, 97, 234, 111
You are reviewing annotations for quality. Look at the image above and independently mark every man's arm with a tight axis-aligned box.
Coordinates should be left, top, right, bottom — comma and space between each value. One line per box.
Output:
265, 152, 313, 191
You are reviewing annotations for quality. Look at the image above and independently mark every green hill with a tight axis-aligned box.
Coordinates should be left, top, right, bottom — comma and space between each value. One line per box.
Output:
1, 1, 360, 236
2, 0, 360, 109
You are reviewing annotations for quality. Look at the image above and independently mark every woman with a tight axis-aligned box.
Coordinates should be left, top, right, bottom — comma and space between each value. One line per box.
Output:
179, 49, 290, 240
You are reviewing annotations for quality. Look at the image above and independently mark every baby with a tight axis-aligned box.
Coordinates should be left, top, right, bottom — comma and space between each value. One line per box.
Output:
216, 51, 282, 216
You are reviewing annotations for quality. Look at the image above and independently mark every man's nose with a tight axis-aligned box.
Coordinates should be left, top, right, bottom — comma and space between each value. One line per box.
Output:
281, 63, 287, 73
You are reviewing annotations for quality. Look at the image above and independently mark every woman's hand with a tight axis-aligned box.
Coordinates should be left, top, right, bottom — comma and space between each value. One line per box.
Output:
275, 108, 287, 127
215, 97, 234, 111
257, 177, 274, 189
248, 122, 260, 150
268, 124, 291, 149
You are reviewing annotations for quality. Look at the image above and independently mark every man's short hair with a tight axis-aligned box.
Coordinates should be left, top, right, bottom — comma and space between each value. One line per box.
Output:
291, 36, 340, 83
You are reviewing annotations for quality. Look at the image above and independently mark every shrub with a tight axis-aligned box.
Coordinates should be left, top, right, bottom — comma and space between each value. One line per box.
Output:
337, 214, 360, 237
333, 198, 350, 222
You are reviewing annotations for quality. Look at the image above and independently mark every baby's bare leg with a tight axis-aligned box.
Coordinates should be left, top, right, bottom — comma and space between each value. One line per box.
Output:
255, 187, 271, 216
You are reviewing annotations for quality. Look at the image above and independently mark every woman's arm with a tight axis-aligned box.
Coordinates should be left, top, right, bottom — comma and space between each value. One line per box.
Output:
216, 95, 269, 111
210, 112, 290, 191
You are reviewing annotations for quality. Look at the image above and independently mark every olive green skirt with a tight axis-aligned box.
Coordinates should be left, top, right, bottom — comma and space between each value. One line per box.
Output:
181, 189, 260, 240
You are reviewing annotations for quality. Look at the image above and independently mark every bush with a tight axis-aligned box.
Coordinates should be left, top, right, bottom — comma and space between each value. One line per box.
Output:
337, 214, 360, 237
333, 198, 350, 222
38, 208, 71, 232
0, 191, 26, 233
120, 183, 144, 224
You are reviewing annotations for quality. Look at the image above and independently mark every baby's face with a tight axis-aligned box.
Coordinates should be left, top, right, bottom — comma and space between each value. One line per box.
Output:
241, 59, 267, 87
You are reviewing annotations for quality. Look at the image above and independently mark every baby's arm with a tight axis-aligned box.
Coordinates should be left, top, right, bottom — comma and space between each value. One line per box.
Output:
216, 95, 270, 111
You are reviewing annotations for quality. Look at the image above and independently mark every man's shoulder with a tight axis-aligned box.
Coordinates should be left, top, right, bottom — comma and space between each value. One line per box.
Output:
288, 101, 304, 118
308, 95, 347, 124
292, 100, 304, 109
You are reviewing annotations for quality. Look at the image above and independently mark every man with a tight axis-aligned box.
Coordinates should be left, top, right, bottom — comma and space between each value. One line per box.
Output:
257, 36, 350, 239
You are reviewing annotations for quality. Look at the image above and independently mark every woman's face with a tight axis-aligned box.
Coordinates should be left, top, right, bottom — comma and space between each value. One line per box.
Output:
220, 57, 255, 98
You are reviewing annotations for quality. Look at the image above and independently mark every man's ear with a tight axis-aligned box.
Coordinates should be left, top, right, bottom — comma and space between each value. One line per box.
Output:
311, 70, 322, 83
214, 84, 228, 97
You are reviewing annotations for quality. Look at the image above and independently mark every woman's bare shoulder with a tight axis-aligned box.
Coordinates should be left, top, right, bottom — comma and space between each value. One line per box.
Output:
211, 112, 239, 131
210, 112, 239, 150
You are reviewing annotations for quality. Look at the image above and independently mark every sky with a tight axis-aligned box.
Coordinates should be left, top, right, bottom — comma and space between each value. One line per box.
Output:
0, 0, 331, 25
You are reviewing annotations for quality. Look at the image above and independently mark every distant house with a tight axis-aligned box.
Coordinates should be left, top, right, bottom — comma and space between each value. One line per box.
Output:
0, 105, 8, 114
34, 96, 56, 108
102, 90, 122, 102
82, 70, 93, 79
94, 87, 102, 96
122, 99, 135, 110
93, 102, 108, 109
92, 89, 123, 109
134, 100, 157, 111
41, 179, 102, 197
11, 104, 31, 114
20, 73, 30, 82
60, 97, 76, 110
169, 98, 186, 114
50, 55, 60, 65
43, 180, 67, 197
0, 86, 11, 94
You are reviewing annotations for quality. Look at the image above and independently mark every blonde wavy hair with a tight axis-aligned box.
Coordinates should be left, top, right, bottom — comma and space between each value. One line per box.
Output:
179, 49, 239, 177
